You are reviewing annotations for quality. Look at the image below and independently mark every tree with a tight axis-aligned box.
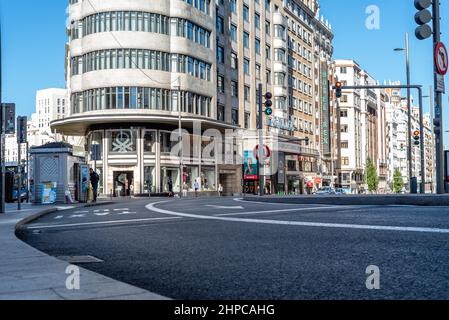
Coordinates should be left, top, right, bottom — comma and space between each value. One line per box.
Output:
365, 159, 379, 193
392, 169, 404, 194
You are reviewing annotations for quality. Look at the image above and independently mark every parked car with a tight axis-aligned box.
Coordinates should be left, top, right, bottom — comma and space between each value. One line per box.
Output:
335, 188, 347, 195
314, 187, 336, 195
12, 188, 28, 203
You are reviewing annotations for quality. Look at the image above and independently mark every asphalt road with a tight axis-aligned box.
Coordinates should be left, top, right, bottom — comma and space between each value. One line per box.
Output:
17, 197, 449, 300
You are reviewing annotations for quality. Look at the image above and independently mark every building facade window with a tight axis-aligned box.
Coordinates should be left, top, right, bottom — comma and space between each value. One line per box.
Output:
71, 87, 211, 118
71, 49, 211, 82
70, 12, 211, 49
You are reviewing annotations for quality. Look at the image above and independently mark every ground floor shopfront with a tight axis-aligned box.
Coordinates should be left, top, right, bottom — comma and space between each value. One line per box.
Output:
337, 170, 365, 194
86, 126, 240, 197
243, 143, 321, 195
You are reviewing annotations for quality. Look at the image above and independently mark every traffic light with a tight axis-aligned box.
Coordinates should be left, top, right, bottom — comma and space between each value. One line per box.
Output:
434, 118, 441, 134
413, 130, 421, 146
414, 0, 432, 40
304, 137, 310, 146
264, 92, 273, 116
2, 103, 16, 134
17, 116, 27, 144
335, 82, 343, 98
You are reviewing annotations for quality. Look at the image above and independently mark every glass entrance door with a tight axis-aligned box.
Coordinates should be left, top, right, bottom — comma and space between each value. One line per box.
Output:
113, 171, 134, 197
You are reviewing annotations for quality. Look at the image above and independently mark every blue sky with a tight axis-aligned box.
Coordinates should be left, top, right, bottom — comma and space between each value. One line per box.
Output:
319, 0, 448, 119
0, 0, 448, 127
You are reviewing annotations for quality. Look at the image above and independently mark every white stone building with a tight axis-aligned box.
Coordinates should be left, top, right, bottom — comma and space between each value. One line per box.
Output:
385, 85, 434, 193
334, 59, 387, 194
52, 0, 335, 196
29, 88, 69, 146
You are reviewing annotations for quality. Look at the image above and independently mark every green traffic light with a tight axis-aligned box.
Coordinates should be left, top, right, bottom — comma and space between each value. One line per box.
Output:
265, 108, 273, 116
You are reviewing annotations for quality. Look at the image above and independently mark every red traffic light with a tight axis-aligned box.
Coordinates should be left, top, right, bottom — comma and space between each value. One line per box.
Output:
335, 82, 343, 89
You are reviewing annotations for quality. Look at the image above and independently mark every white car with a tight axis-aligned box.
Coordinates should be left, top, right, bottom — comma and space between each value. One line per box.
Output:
314, 187, 336, 195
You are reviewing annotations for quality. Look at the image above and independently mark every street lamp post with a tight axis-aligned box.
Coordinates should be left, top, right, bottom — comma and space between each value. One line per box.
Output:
0, 22, 4, 214
176, 79, 183, 198
395, 33, 414, 193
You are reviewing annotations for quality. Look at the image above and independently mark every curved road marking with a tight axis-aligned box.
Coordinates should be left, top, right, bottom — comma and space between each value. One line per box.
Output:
147, 201, 449, 234
215, 205, 354, 217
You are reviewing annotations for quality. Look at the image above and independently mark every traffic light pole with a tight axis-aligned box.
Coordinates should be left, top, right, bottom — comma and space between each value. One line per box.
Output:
0, 22, 4, 214
335, 84, 426, 194
418, 88, 425, 193
405, 33, 414, 193
257, 83, 264, 197
17, 138, 21, 211
432, 0, 445, 194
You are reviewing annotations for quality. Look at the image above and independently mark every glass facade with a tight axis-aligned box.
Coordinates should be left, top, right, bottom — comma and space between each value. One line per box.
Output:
87, 128, 220, 195
71, 87, 212, 118
71, 49, 211, 81
70, 11, 211, 49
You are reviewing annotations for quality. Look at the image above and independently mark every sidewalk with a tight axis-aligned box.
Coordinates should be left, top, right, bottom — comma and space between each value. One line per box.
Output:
0, 201, 168, 300
243, 194, 449, 206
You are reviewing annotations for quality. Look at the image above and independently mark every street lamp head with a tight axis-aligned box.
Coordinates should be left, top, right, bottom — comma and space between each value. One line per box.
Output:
394, 48, 406, 52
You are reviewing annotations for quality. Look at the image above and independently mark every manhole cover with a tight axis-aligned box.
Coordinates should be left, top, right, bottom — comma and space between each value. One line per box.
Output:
57, 255, 104, 263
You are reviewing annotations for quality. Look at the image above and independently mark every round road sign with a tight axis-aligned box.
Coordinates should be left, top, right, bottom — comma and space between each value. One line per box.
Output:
435, 42, 448, 76
254, 145, 271, 160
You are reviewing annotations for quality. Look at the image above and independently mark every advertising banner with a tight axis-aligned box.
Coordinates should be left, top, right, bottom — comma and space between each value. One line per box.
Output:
41, 182, 57, 204
243, 151, 258, 180
321, 62, 331, 155
277, 152, 285, 185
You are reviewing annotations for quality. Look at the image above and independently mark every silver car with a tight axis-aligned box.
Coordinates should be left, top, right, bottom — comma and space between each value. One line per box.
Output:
315, 187, 336, 195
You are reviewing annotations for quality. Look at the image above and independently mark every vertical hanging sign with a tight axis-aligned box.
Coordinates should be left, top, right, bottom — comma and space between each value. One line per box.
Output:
321, 62, 331, 155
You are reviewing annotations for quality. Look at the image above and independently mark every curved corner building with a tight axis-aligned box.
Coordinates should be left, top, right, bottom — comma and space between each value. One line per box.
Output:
53, 0, 238, 196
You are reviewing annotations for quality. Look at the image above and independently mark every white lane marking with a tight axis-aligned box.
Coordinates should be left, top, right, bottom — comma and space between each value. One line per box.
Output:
54, 215, 64, 220
206, 205, 244, 210
26, 217, 182, 230
94, 211, 111, 216
57, 206, 75, 210
113, 208, 129, 211
233, 198, 300, 205
73, 210, 89, 214
69, 214, 86, 218
117, 211, 137, 215
215, 206, 354, 217
147, 201, 449, 235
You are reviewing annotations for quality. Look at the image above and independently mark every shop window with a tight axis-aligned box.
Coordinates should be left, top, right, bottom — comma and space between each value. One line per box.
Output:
183, 166, 199, 190
144, 166, 156, 193
201, 166, 216, 190
143, 131, 157, 154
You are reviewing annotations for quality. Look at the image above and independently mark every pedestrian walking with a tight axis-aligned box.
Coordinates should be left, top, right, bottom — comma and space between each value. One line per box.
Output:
218, 183, 223, 197
89, 168, 100, 203
194, 180, 200, 197
168, 177, 174, 197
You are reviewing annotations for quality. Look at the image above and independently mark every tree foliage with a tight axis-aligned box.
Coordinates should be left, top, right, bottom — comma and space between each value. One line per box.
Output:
393, 169, 404, 194
365, 158, 379, 193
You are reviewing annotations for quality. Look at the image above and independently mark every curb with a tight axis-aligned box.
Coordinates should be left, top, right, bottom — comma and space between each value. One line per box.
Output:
242, 195, 449, 207
10, 201, 170, 300
14, 201, 115, 231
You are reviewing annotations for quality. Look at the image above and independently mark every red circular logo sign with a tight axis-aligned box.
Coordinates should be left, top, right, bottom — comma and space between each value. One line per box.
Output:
435, 42, 448, 76
254, 145, 271, 160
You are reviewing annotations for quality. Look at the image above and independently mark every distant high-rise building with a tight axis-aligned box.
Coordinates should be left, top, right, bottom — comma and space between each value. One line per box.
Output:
29, 88, 69, 147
